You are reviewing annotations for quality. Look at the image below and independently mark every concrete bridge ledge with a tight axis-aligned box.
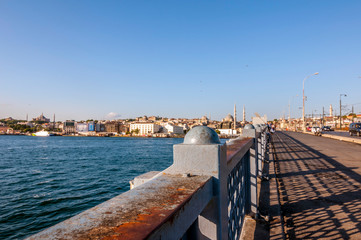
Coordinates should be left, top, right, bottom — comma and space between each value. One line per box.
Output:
27, 174, 213, 240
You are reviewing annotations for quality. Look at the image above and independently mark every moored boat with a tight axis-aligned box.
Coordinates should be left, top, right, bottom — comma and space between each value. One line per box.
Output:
32, 130, 52, 137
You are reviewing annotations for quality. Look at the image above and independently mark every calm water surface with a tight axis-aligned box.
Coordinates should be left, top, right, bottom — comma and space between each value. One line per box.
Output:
0, 135, 185, 239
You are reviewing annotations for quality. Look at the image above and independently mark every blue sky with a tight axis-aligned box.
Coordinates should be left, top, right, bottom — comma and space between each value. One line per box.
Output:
1, 1, 360, 121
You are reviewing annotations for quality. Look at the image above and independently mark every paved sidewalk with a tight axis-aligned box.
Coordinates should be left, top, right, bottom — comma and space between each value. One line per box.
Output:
270, 131, 361, 239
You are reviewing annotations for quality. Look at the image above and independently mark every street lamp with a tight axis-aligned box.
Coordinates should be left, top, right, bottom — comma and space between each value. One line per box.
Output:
339, 94, 347, 129
288, 95, 298, 130
302, 72, 319, 132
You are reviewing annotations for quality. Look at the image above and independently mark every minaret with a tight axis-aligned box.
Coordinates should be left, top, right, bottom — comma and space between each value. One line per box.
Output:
53, 114, 56, 130
234, 104, 237, 131
243, 105, 246, 123
26, 114, 28, 122
329, 104, 333, 117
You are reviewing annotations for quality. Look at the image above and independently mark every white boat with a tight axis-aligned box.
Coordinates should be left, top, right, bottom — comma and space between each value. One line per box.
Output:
32, 130, 51, 137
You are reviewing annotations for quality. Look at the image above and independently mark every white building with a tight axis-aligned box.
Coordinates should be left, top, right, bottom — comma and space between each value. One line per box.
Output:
18, 122, 34, 127
218, 129, 237, 135
130, 123, 161, 135
252, 115, 267, 125
181, 123, 189, 131
76, 122, 88, 133
164, 123, 184, 134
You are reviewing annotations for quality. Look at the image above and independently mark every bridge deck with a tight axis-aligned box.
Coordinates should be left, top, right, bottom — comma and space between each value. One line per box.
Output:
270, 131, 361, 239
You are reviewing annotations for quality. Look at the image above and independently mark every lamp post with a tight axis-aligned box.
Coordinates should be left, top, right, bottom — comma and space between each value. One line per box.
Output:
302, 72, 319, 132
339, 94, 347, 129
288, 95, 298, 130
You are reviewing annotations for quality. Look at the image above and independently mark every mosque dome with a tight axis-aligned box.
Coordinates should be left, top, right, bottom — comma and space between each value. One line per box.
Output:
223, 113, 234, 122
201, 116, 209, 122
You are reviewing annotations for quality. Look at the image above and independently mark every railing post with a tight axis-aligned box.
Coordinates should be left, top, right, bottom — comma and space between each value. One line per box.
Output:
241, 124, 259, 215
254, 124, 263, 177
164, 126, 227, 239
265, 126, 271, 162
261, 131, 265, 163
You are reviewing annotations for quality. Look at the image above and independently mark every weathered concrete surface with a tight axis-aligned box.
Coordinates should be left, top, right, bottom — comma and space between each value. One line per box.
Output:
272, 131, 361, 239
27, 174, 213, 240
226, 137, 253, 163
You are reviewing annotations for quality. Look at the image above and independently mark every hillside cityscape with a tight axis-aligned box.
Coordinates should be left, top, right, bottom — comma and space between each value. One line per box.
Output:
0, 107, 248, 137
1, 104, 361, 137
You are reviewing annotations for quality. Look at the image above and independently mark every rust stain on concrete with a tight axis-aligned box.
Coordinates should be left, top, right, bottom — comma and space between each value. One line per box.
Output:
28, 174, 212, 240
227, 138, 253, 161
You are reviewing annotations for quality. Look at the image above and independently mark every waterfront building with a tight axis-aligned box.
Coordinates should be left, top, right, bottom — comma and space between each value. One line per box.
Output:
76, 122, 89, 133
0, 126, 10, 134
129, 123, 161, 135
219, 129, 237, 135
63, 120, 76, 134
105, 121, 120, 133
88, 121, 95, 131
96, 123, 106, 132
32, 113, 50, 123
6, 128, 21, 135
118, 123, 129, 134
164, 123, 184, 134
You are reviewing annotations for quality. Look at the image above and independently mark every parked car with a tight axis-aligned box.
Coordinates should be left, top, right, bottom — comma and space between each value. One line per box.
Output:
311, 126, 322, 136
322, 126, 334, 131
349, 123, 361, 136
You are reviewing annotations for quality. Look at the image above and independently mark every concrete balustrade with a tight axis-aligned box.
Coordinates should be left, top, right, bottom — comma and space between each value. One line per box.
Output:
27, 125, 269, 240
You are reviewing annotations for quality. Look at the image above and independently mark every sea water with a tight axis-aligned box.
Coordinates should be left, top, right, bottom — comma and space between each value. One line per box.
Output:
0, 135, 184, 239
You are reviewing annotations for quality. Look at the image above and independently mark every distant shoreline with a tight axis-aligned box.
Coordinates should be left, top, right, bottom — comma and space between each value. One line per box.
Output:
0, 134, 184, 138
0, 134, 231, 139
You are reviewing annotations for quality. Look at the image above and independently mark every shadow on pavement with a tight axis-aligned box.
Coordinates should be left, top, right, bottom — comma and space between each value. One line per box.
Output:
272, 131, 361, 240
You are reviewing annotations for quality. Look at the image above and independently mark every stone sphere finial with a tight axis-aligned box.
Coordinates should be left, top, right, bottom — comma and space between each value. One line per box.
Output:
184, 126, 221, 145
244, 124, 255, 129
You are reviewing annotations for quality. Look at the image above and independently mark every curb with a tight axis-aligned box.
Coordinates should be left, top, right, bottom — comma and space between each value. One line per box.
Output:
301, 131, 361, 145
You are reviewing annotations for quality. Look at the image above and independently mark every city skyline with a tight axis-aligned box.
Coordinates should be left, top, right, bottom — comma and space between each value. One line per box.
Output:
1, 1, 361, 121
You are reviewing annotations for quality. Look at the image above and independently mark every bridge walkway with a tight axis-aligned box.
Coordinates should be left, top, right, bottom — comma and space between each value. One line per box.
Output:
269, 131, 361, 239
